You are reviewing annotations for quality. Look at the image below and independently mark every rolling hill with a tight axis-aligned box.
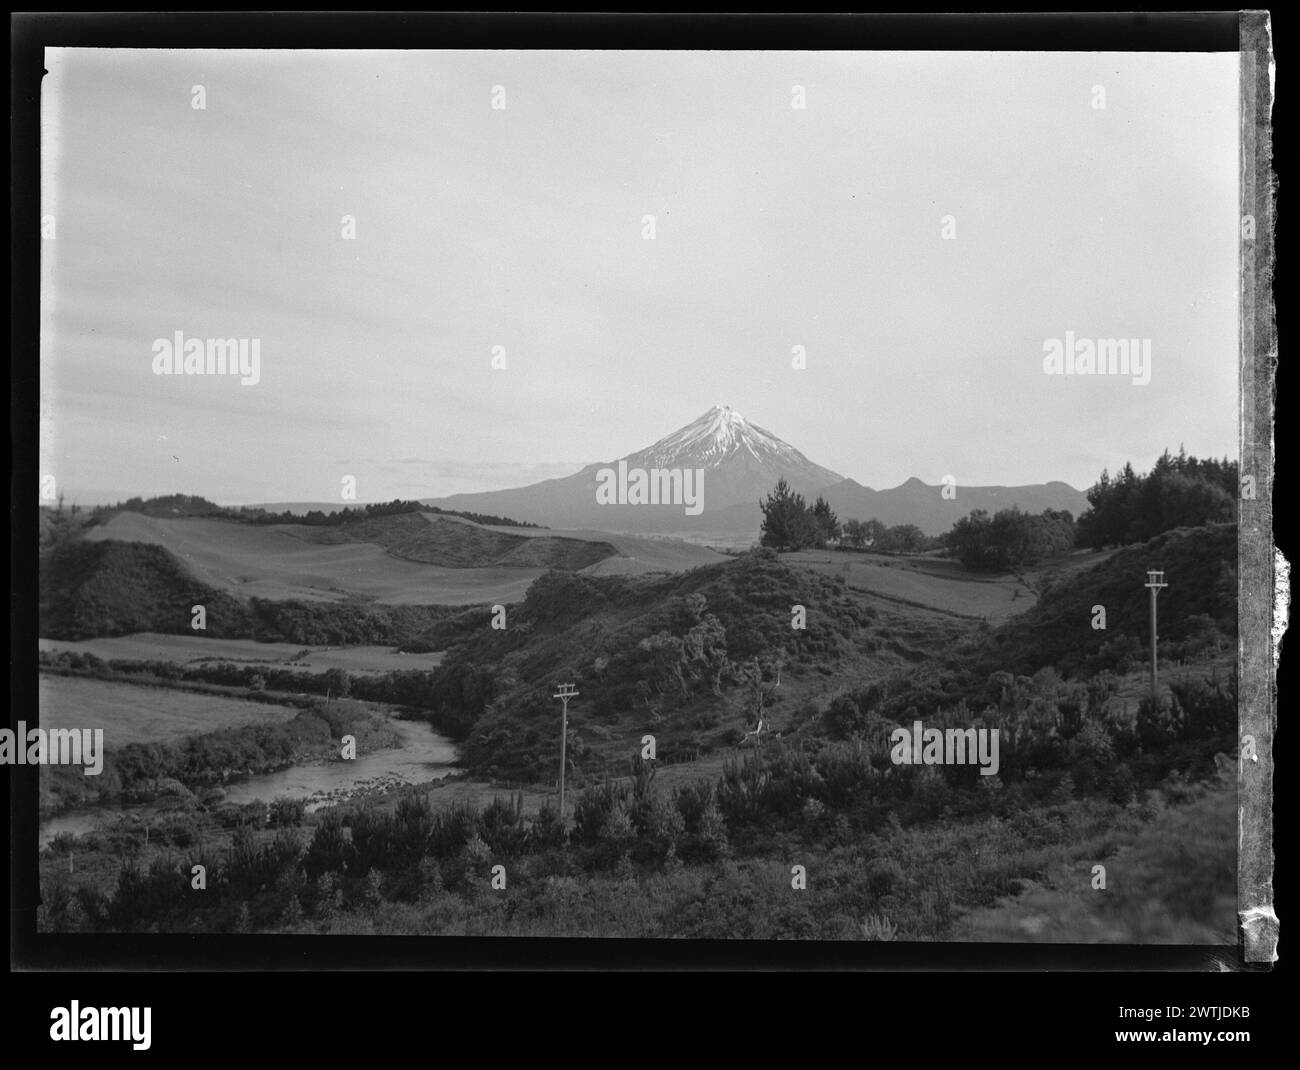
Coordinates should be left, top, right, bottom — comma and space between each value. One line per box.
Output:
41, 510, 728, 641
819, 477, 1090, 537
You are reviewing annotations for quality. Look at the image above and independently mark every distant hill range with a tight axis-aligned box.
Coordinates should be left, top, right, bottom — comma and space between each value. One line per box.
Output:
423, 405, 1089, 538
816, 477, 1089, 537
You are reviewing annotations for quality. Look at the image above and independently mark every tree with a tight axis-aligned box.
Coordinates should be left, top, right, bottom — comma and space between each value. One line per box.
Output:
875, 523, 928, 554
759, 479, 818, 551
323, 667, 351, 700
811, 497, 840, 548
841, 519, 868, 549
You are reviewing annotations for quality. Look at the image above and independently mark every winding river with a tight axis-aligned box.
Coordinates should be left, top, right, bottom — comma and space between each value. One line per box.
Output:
39, 718, 457, 849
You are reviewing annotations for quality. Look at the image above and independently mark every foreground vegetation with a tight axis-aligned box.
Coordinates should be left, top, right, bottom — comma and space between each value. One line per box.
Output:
35, 482, 1240, 942
37, 676, 1235, 939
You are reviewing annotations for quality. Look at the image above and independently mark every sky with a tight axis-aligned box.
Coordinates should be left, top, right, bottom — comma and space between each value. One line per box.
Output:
40, 49, 1240, 505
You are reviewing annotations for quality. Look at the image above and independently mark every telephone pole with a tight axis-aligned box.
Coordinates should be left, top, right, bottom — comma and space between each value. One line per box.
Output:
1144, 569, 1168, 705
553, 683, 579, 820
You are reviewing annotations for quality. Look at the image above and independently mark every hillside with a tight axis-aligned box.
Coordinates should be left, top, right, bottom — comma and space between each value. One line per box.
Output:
38, 522, 1240, 946
42, 507, 728, 641
39, 540, 251, 640
78, 514, 547, 605
988, 522, 1237, 677
421, 550, 972, 780
819, 523, 1238, 738
420, 523, 1236, 783
289, 512, 616, 570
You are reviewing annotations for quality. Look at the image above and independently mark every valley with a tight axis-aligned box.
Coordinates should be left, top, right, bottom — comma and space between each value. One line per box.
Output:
32, 415, 1241, 944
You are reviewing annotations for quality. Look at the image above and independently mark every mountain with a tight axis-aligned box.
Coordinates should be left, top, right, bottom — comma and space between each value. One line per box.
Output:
623, 405, 844, 503
423, 405, 1089, 539
424, 405, 844, 537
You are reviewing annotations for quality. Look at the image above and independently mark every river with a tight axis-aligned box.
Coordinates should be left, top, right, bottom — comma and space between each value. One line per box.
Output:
39, 718, 457, 849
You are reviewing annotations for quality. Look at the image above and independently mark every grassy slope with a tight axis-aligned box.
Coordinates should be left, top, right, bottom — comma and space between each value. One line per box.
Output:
442, 551, 972, 780
438, 525, 1236, 780
987, 523, 1237, 677
72, 513, 725, 607
38, 673, 301, 746
39, 539, 252, 639
38, 634, 446, 675
295, 512, 617, 570
81, 514, 548, 605
783, 549, 1038, 621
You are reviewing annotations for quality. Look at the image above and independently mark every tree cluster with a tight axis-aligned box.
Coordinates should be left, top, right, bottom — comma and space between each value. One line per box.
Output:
948, 507, 1076, 572
759, 480, 840, 550
840, 519, 934, 554
1075, 448, 1237, 549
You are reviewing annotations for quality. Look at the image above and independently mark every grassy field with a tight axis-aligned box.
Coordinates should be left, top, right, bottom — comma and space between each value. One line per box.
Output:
85, 513, 547, 605
782, 547, 1118, 622
84, 512, 727, 603
39, 634, 444, 674
451, 516, 730, 574
782, 549, 1034, 621
38, 673, 300, 747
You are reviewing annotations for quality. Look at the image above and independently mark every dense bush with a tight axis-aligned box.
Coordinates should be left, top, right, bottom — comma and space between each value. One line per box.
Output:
949, 507, 1076, 573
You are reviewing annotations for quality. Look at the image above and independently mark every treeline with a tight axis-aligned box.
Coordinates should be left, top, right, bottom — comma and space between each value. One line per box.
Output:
757, 444, 1239, 572
91, 495, 543, 531
90, 494, 228, 519
840, 519, 937, 554
1075, 449, 1237, 549
112, 700, 398, 796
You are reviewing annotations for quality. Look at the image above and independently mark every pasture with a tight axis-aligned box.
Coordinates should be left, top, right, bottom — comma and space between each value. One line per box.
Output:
437, 514, 730, 574
85, 513, 547, 605
783, 549, 1036, 621
38, 673, 300, 748
39, 634, 445, 674
783, 547, 1119, 623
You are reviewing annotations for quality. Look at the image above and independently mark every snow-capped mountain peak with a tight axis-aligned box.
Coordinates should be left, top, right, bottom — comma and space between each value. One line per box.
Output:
624, 405, 813, 469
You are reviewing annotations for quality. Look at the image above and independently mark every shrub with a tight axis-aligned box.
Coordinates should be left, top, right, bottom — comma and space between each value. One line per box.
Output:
1067, 719, 1115, 794
527, 805, 568, 852
479, 793, 528, 856
860, 913, 898, 941
269, 798, 306, 828
303, 813, 354, 879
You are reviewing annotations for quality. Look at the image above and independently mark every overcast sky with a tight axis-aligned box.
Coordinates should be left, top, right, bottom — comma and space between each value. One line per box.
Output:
41, 48, 1239, 505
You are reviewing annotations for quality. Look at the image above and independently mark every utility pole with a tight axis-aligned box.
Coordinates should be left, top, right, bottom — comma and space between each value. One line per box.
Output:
1145, 569, 1168, 706
553, 683, 579, 820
